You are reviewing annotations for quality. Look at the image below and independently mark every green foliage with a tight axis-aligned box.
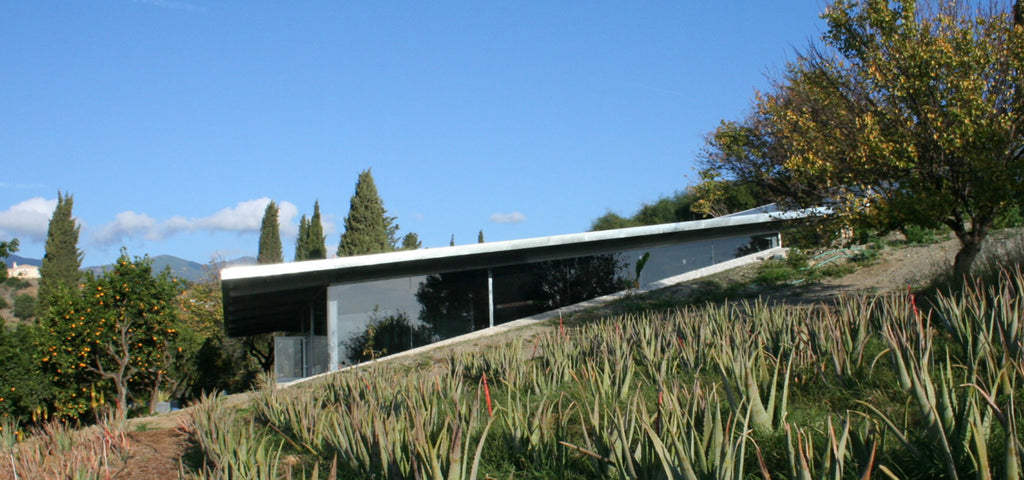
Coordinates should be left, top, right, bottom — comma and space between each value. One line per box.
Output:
295, 200, 328, 261
590, 211, 640, 231
702, 0, 1024, 280
591, 191, 712, 231
37, 192, 83, 314
294, 214, 309, 261
995, 204, 1024, 229
901, 224, 941, 245
13, 294, 35, 320
0, 321, 55, 421
257, 200, 283, 265
37, 250, 182, 419
338, 169, 399, 257
172, 262, 262, 399
690, 174, 770, 218
307, 200, 327, 259
0, 238, 18, 282
5, 276, 30, 290
400, 232, 422, 250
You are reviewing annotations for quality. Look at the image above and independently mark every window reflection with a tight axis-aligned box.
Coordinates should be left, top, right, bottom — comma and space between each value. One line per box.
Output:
304, 232, 781, 380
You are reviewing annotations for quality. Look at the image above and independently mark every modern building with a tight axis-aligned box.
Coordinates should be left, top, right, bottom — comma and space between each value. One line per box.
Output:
221, 207, 810, 382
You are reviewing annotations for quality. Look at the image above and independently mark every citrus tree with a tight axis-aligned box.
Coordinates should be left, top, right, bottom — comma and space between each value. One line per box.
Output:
38, 250, 181, 419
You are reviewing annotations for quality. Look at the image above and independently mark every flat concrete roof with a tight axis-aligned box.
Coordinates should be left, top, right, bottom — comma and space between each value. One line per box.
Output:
220, 208, 811, 336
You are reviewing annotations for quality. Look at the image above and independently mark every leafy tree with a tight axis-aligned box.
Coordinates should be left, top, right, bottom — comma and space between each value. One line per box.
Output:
0, 238, 17, 282
449, 235, 455, 247
701, 0, 1024, 279
590, 211, 641, 231
0, 321, 55, 421
257, 200, 283, 265
690, 175, 769, 218
590, 191, 721, 231
338, 169, 399, 256
13, 294, 35, 320
172, 260, 261, 398
37, 192, 83, 313
477, 230, 485, 243
38, 251, 182, 419
400, 232, 422, 250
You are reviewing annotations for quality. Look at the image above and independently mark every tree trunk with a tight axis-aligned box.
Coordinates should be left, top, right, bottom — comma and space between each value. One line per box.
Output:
113, 374, 128, 421
952, 236, 982, 282
148, 370, 163, 414
950, 220, 989, 283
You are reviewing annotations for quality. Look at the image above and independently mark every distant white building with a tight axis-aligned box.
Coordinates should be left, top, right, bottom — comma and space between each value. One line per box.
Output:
6, 262, 40, 279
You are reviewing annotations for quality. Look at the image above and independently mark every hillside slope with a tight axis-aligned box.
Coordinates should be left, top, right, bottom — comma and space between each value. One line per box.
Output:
6, 232, 1021, 480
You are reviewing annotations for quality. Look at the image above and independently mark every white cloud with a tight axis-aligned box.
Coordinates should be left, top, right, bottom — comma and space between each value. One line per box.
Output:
0, 197, 58, 241
489, 212, 526, 224
92, 211, 159, 246
90, 198, 301, 246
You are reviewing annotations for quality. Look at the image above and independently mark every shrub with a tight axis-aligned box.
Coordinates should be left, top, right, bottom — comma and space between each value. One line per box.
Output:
4, 277, 30, 290
13, 294, 35, 320
901, 224, 940, 244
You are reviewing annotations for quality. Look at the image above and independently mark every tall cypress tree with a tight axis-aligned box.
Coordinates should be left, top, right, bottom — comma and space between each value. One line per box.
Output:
307, 200, 327, 260
477, 230, 485, 243
400, 232, 422, 250
294, 214, 310, 261
257, 201, 283, 264
37, 192, 83, 313
337, 170, 396, 257
295, 201, 328, 261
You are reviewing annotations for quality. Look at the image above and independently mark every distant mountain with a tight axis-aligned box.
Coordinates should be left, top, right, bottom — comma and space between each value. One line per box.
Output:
152, 255, 205, 282
3, 254, 41, 268
84, 255, 258, 283
6, 254, 258, 282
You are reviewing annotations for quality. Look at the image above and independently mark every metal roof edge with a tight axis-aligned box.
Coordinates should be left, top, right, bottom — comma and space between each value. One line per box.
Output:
221, 207, 817, 282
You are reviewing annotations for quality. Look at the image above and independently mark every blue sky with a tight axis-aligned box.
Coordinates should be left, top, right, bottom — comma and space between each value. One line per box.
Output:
1, 1, 827, 267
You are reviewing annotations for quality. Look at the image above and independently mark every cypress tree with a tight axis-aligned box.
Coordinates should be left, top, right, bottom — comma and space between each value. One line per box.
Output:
37, 192, 83, 313
400, 232, 422, 250
307, 200, 327, 260
337, 170, 396, 257
294, 214, 310, 261
477, 230, 485, 243
257, 201, 283, 264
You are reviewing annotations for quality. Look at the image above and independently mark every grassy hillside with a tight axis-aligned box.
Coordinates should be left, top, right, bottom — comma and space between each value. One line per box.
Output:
3, 234, 1023, 479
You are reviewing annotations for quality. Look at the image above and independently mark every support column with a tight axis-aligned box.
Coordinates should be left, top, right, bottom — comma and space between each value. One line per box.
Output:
487, 268, 494, 328
327, 285, 340, 372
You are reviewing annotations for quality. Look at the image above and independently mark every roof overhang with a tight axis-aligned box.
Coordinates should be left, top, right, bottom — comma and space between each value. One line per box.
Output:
220, 208, 815, 336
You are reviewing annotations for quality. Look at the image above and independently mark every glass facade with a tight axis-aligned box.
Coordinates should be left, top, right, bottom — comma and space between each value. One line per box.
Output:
274, 231, 780, 380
